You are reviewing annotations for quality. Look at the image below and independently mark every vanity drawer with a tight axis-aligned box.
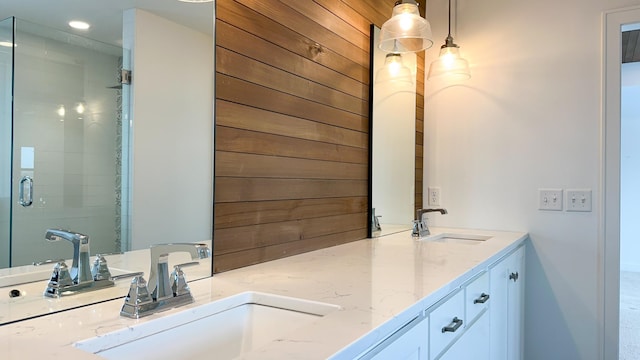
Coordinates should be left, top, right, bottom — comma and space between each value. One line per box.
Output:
465, 271, 490, 323
428, 289, 465, 360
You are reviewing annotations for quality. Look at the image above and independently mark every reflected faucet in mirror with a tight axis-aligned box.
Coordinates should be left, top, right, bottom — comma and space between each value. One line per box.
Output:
371, 208, 382, 234
120, 243, 211, 318
43, 229, 115, 297
412, 208, 448, 238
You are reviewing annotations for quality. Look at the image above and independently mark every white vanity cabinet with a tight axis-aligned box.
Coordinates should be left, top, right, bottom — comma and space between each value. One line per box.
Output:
489, 245, 525, 360
429, 271, 490, 360
361, 315, 429, 360
355, 244, 525, 360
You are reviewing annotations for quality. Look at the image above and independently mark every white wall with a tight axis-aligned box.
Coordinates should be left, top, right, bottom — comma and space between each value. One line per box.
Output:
423, 0, 640, 359
124, 9, 213, 250
621, 61, 640, 272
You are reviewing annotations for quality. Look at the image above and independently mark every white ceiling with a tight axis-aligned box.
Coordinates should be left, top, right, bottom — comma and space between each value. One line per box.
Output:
0, 0, 213, 46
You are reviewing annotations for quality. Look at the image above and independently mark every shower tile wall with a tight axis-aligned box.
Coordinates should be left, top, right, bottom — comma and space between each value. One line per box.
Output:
10, 29, 121, 265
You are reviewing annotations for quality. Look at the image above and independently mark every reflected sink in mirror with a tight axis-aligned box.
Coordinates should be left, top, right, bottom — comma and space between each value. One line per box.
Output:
420, 233, 492, 245
75, 291, 340, 360
0, 266, 140, 325
0, 266, 132, 289
0, 268, 57, 288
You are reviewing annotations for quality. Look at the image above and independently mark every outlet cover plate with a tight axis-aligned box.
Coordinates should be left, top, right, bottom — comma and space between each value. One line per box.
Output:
566, 189, 592, 212
539, 189, 563, 211
428, 187, 441, 206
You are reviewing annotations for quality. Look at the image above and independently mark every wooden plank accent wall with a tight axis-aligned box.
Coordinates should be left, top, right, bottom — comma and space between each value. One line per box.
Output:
416, 50, 425, 213
214, 0, 426, 272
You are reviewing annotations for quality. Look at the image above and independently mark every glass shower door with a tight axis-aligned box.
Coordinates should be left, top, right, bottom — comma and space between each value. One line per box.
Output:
7, 19, 128, 267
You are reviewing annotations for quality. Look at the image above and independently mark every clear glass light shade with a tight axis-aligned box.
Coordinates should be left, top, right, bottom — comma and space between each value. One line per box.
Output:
379, 2, 433, 53
427, 45, 471, 81
376, 53, 413, 86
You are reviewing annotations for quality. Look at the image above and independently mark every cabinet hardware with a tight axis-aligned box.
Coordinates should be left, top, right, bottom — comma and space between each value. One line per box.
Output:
474, 293, 490, 304
509, 272, 519, 282
442, 317, 463, 333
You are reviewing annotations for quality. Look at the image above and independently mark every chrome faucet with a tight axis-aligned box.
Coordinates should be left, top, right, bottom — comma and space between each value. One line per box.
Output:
120, 243, 210, 318
45, 229, 92, 284
43, 229, 115, 297
148, 243, 210, 301
412, 208, 448, 238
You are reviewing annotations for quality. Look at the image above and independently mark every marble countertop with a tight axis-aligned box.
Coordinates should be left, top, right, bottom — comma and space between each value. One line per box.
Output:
0, 228, 527, 359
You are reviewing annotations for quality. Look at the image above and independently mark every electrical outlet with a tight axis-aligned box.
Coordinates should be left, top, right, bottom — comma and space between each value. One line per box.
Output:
566, 189, 592, 212
428, 187, 441, 206
539, 189, 563, 211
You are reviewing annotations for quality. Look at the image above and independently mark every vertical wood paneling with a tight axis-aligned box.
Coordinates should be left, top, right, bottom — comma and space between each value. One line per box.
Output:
214, 0, 426, 272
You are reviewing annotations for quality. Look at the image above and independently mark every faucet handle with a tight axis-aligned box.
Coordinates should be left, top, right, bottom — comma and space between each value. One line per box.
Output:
171, 265, 191, 296
48, 261, 74, 287
43, 261, 74, 297
121, 275, 154, 319
123, 275, 153, 305
91, 255, 112, 281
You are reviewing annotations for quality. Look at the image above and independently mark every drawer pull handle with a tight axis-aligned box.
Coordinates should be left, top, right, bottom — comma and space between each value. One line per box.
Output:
474, 293, 490, 304
509, 272, 519, 282
442, 317, 463, 333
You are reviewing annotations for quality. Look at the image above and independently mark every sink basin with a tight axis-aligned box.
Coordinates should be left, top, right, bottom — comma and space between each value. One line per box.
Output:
74, 291, 340, 360
421, 233, 492, 245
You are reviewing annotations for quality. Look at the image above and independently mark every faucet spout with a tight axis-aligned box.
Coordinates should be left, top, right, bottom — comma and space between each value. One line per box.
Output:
417, 208, 448, 218
412, 208, 448, 238
148, 243, 210, 301
45, 229, 92, 284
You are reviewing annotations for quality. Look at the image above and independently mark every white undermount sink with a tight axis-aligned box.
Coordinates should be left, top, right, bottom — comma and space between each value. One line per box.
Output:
421, 233, 492, 245
74, 291, 340, 360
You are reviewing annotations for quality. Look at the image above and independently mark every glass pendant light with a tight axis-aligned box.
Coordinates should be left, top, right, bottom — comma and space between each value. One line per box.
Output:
427, 0, 470, 80
379, 0, 433, 53
376, 53, 413, 86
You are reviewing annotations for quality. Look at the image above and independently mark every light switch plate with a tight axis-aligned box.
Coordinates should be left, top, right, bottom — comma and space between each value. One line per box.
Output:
566, 189, 592, 212
539, 189, 563, 211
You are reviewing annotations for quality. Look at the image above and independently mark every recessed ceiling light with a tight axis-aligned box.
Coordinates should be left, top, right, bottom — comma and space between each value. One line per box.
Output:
0, 41, 14, 47
69, 21, 90, 30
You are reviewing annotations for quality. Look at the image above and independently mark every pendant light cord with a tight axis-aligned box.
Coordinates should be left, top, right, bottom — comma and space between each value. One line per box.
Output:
447, 0, 452, 38
443, 0, 455, 47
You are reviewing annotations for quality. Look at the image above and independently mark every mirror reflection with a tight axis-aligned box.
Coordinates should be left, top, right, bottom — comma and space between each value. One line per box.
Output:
0, 0, 213, 324
370, 25, 417, 237
0, 17, 128, 268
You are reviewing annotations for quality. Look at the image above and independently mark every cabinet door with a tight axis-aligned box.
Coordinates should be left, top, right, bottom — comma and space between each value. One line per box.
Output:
438, 311, 490, 360
506, 246, 525, 360
369, 317, 428, 360
429, 290, 465, 360
489, 245, 525, 360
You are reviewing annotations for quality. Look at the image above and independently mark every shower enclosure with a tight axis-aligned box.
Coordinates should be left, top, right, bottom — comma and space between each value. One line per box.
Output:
0, 17, 130, 268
